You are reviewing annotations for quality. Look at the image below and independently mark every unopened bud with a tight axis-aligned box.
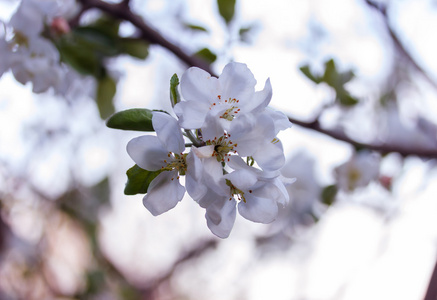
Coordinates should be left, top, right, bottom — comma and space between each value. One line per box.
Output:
51, 17, 70, 35
379, 175, 392, 190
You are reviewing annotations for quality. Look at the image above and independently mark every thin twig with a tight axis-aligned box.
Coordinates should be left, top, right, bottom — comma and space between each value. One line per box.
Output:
424, 258, 437, 300
288, 116, 437, 159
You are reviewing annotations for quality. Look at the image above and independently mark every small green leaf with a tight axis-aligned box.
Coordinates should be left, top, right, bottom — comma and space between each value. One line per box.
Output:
340, 70, 354, 84
106, 108, 155, 131
321, 184, 338, 206
217, 0, 236, 24
299, 65, 322, 84
97, 76, 116, 119
119, 38, 149, 59
239, 26, 252, 43
322, 59, 338, 87
170, 74, 180, 107
194, 48, 217, 64
124, 165, 162, 195
185, 23, 208, 32
338, 93, 359, 106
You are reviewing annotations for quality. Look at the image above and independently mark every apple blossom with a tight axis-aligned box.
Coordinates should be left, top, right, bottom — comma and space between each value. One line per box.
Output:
123, 62, 293, 238
335, 151, 381, 191
127, 112, 187, 215
194, 156, 291, 238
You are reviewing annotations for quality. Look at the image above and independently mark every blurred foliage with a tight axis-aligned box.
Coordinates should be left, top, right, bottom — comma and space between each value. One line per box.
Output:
300, 59, 359, 106
321, 184, 338, 206
184, 23, 209, 32
217, 0, 236, 24
97, 75, 116, 119
194, 47, 218, 64
52, 16, 149, 120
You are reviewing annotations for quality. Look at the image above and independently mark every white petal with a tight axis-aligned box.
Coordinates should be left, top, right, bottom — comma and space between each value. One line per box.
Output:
143, 170, 185, 216
201, 113, 225, 141
180, 67, 219, 103
224, 169, 258, 190
152, 112, 184, 153
264, 109, 292, 134
245, 78, 273, 113
253, 139, 285, 172
204, 194, 237, 238
230, 113, 276, 157
174, 100, 210, 129
272, 176, 292, 206
185, 150, 208, 201
218, 62, 256, 104
238, 191, 278, 223
192, 145, 214, 158
126, 135, 168, 171
202, 157, 228, 195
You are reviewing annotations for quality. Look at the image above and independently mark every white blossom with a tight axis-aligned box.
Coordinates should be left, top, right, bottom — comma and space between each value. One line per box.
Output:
335, 151, 381, 191
127, 112, 187, 215
194, 156, 290, 238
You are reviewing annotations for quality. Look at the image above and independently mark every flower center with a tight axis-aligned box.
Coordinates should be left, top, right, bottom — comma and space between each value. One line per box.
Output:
209, 95, 241, 121
226, 179, 253, 203
205, 133, 238, 162
162, 153, 188, 176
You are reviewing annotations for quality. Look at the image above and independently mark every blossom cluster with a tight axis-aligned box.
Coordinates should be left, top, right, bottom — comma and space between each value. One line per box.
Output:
127, 62, 293, 238
0, 0, 79, 95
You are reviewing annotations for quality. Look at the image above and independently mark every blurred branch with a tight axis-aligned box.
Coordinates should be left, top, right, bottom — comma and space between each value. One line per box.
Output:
288, 116, 437, 159
424, 259, 437, 300
76, 0, 215, 75
142, 238, 217, 296
363, 0, 437, 90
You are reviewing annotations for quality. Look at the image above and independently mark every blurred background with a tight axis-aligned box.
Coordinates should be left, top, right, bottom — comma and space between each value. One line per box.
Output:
1, 0, 437, 299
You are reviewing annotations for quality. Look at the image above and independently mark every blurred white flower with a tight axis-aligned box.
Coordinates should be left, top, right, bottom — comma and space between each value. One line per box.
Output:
335, 151, 380, 191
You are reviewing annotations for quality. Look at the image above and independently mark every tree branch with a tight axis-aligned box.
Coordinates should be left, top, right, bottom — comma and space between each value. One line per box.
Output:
363, 0, 437, 90
424, 258, 437, 300
288, 116, 437, 159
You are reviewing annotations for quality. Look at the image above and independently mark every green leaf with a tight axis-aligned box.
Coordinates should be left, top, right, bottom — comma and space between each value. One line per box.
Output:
185, 23, 208, 32
97, 76, 116, 119
106, 108, 155, 131
239, 26, 252, 43
119, 38, 149, 59
73, 27, 119, 57
299, 65, 322, 84
170, 74, 180, 107
321, 184, 338, 206
86, 16, 120, 38
217, 0, 236, 24
322, 59, 338, 87
338, 93, 359, 106
55, 35, 105, 77
194, 48, 217, 64
340, 70, 354, 84
124, 165, 162, 195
